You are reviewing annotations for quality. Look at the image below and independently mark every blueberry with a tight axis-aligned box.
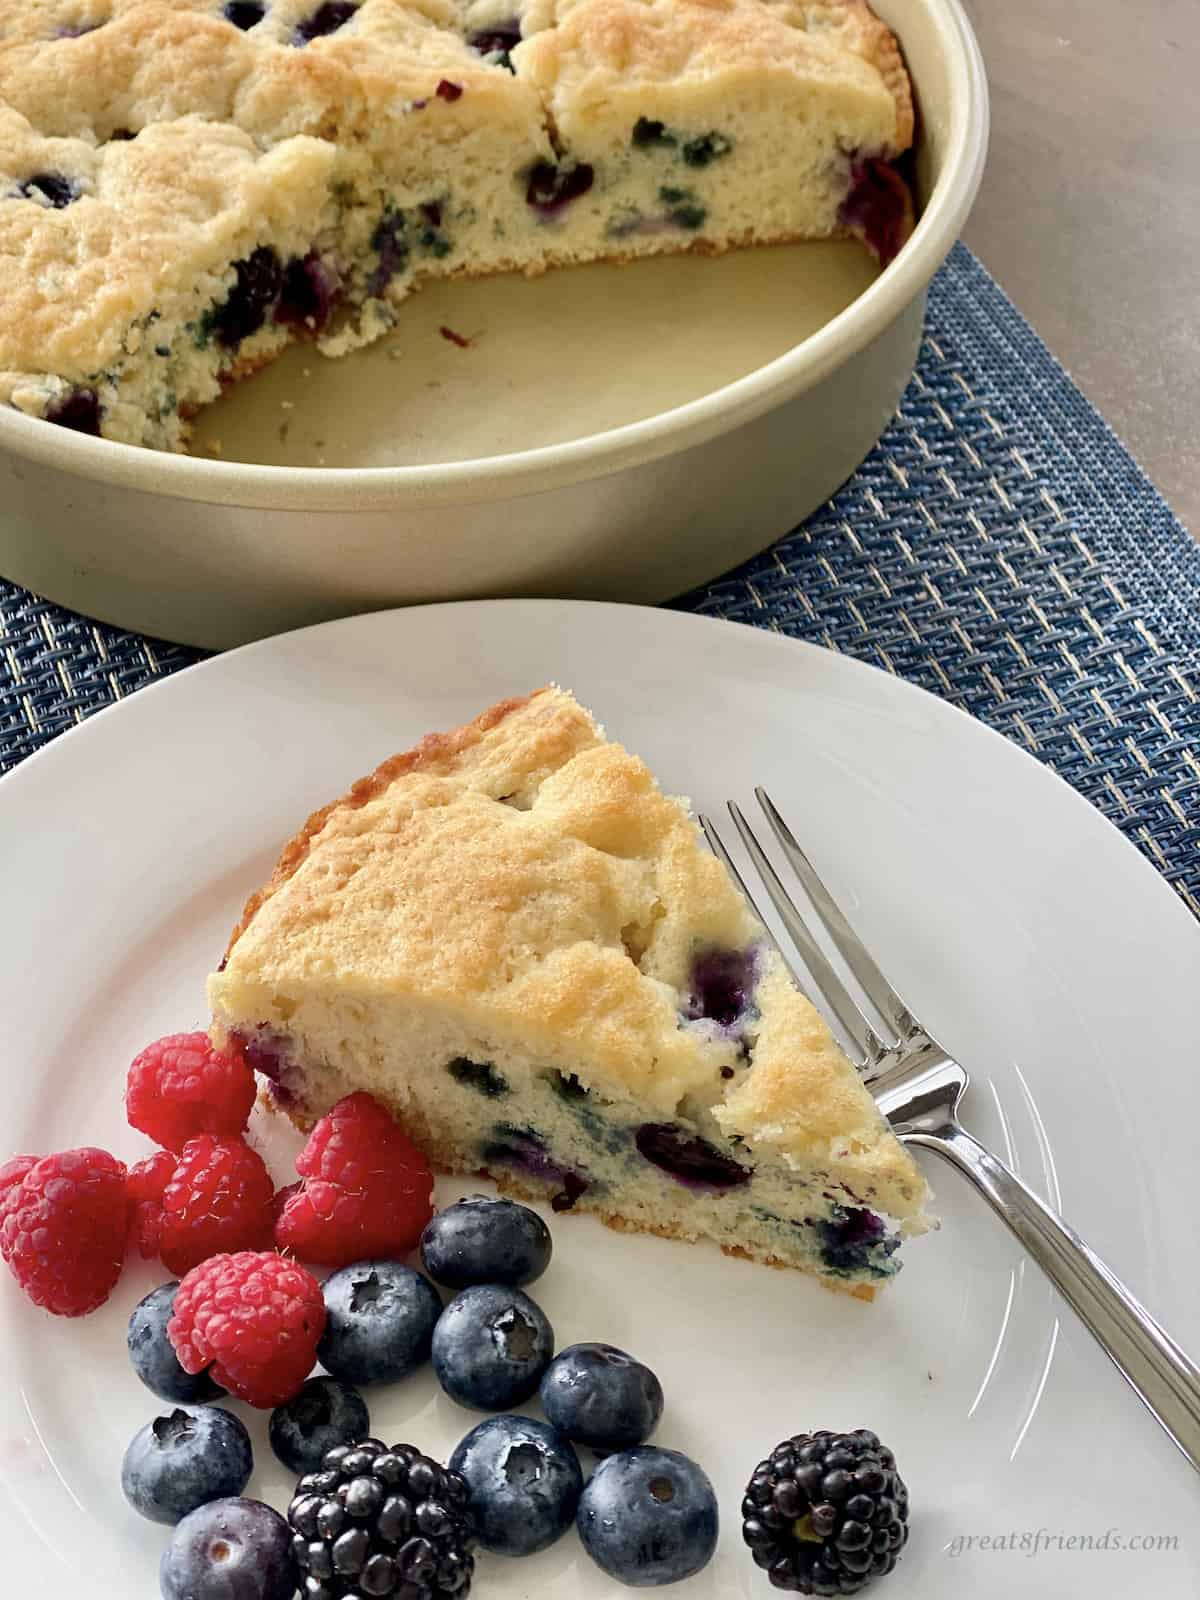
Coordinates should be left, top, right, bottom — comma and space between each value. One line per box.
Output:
15, 170, 78, 207
269, 1377, 370, 1473
275, 251, 340, 333
44, 387, 102, 434
577, 1447, 719, 1586
318, 1260, 442, 1387
686, 946, 757, 1025
480, 1124, 590, 1211
223, 0, 265, 27
128, 1283, 225, 1405
468, 21, 520, 58
368, 208, 409, 296
631, 117, 676, 149
839, 156, 911, 266
449, 1414, 581, 1555
122, 1406, 252, 1526
681, 131, 733, 168
635, 1123, 752, 1190
293, 0, 356, 43
160, 1497, 297, 1600
447, 1057, 509, 1098
431, 1284, 553, 1410
540, 1343, 664, 1451
420, 1196, 551, 1289
209, 246, 282, 348
814, 1206, 899, 1276
524, 161, 594, 217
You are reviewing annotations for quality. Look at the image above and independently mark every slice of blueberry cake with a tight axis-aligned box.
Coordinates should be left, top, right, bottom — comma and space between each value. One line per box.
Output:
208, 688, 933, 1298
1, 0, 914, 451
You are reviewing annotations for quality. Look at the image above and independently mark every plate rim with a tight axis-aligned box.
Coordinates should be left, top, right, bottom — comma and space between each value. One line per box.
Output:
3, 597, 1195, 950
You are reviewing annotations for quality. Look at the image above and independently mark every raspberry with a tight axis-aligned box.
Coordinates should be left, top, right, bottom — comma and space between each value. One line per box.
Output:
0, 1156, 36, 1198
0, 1147, 127, 1316
126, 1149, 176, 1259
274, 1092, 433, 1268
169, 1251, 325, 1408
158, 1135, 276, 1276
126, 1032, 256, 1152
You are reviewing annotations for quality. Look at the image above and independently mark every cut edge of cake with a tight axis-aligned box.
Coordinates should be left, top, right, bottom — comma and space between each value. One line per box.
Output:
208, 686, 935, 1300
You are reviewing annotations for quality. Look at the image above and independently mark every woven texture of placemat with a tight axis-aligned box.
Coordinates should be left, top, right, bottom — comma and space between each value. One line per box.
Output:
3, 244, 1199, 914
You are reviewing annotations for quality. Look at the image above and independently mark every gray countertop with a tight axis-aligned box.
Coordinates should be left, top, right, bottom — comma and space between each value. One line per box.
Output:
959, 0, 1198, 534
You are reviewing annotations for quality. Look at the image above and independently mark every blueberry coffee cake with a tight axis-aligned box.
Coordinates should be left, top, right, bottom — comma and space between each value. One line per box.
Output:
0, 0, 914, 451
208, 688, 933, 1297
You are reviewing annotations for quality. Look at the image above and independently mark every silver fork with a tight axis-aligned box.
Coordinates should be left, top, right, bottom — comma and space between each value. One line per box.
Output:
701, 788, 1200, 1476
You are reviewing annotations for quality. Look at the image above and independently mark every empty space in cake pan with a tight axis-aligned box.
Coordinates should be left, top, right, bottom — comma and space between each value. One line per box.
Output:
191, 240, 880, 468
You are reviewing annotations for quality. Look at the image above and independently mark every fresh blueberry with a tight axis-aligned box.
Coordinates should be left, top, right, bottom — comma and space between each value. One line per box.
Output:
540, 1343, 664, 1451
128, 1283, 226, 1405
431, 1284, 553, 1410
420, 1195, 552, 1290
317, 1260, 442, 1386
268, 1376, 370, 1473
577, 1447, 719, 1586
122, 1406, 252, 1526
160, 1497, 297, 1600
449, 1414, 582, 1555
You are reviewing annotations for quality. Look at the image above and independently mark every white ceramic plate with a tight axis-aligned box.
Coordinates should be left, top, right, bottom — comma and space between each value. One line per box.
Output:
0, 600, 1196, 1599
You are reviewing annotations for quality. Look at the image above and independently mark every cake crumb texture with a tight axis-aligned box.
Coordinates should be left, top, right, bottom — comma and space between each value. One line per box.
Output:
210, 688, 933, 1292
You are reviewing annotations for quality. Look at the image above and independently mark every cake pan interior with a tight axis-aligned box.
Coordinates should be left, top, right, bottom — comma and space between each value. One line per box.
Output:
191, 242, 882, 469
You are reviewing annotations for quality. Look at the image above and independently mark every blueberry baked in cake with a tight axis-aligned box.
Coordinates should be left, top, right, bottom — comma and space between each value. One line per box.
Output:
208, 688, 933, 1298
1, 0, 914, 451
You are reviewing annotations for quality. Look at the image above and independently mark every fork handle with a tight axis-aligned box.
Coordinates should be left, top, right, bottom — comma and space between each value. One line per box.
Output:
906, 1123, 1200, 1475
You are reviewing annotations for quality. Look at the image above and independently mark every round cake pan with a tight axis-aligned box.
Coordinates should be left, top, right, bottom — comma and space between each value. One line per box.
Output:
0, 0, 987, 650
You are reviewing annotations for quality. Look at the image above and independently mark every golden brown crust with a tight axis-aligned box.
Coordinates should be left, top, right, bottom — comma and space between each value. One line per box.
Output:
224, 689, 545, 957
518, 0, 912, 154
799, 0, 914, 149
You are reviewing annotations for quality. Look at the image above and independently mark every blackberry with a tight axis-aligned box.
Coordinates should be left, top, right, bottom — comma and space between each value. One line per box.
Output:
740, 1430, 908, 1595
288, 1437, 475, 1599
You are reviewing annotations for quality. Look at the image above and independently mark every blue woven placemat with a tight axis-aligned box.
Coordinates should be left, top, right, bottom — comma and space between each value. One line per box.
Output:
3, 243, 1199, 915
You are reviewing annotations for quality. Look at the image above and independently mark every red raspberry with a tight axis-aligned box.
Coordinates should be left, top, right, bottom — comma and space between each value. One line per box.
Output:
0, 1148, 127, 1316
125, 1031, 256, 1152
0, 1157, 36, 1198
168, 1250, 325, 1408
274, 1092, 433, 1268
126, 1149, 176, 1259
158, 1134, 276, 1276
